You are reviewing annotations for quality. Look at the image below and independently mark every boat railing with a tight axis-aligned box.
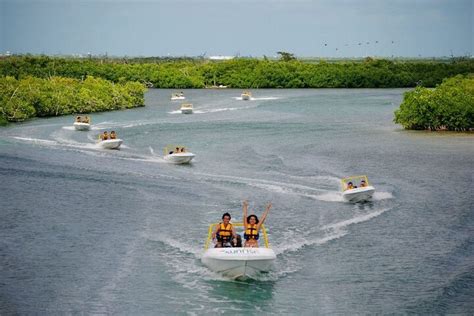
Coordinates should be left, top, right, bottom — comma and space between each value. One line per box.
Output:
204, 222, 270, 250
341, 175, 370, 190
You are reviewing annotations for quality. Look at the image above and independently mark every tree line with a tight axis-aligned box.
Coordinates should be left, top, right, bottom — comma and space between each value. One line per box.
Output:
1, 56, 473, 89
0, 75, 146, 124
394, 75, 474, 131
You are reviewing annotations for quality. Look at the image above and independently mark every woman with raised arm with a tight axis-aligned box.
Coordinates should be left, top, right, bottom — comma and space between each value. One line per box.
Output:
242, 200, 272, 248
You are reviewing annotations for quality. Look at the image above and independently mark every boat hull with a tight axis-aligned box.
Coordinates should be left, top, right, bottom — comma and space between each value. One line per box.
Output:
202, 248, 276, 279
73, 122, 91, 131
171, 96, 186, 101
342, 186, 375, 202
98, 139, 123, 149
181, 109, 193, 114
164, 152, 195, 164
241, 94, 250, 100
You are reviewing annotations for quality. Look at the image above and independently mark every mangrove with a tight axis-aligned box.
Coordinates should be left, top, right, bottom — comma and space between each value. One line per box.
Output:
0, 75, 146, 123
394, 75, 474, 131
1, 55, 473, 89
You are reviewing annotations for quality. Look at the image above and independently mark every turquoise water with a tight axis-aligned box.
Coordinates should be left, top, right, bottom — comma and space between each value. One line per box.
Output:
0, 89, 473, 314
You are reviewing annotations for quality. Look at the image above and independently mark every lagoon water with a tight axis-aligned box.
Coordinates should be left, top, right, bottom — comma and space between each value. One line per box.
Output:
0, 89, 473, 314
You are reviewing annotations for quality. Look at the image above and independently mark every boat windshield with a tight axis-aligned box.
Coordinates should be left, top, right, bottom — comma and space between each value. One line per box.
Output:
341, 175, 370, 191
204, 222, 270, 250
180, 103, 193, 108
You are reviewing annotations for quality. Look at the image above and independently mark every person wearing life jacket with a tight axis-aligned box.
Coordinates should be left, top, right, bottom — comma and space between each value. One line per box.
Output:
101, 131, 109, 141
212, 212, 237, 248
242, 200, 272, 248
346, 182, 354, 190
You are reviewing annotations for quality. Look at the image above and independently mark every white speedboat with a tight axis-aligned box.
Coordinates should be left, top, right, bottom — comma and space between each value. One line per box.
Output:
73, 122, 91, 131
341, 175, 375, 202
163, 145, 195, 164
171, 92, 186, 101
201, 222, 276, 279
241, 91, 251, 100
73, 115, 91, 131
180, 103, 193, 114
98, 139, 123, 149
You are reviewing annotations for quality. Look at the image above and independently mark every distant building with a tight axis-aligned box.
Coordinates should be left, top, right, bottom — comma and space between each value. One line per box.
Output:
208, 55, 235, 60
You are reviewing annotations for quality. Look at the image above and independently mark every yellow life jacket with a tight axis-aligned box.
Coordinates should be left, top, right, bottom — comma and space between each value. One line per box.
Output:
218, 223, 233, 240
244, 224, 259, 240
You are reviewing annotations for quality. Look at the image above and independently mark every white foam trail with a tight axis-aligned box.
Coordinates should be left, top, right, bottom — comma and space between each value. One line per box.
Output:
61, 126, 76, 130
251, 97, 280, 100
373, 191, 393, 200
13, 136, 57, 145
310, 192, 344, 202
118, 155, 166, 164
149, 146, 155, 155
122, 121, 154, 128
321, 208, 389, 230
232, 96, 280, 101
145, 233, 201, 256
14, 136, 100, 151
170, 105, 257, 115
194, 172, 327, 193
91, 121, 119, 130
274, 230, 347, 255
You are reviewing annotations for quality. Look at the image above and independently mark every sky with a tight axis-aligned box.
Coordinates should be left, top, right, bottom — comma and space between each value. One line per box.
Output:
0, 0, 473, 58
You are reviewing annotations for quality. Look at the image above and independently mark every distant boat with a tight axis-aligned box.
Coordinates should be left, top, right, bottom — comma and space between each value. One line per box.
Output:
73, 115, 91, 131
241, 91, 251, 100
163, 145, 195, 164
205, 85, 228, 89
180, 103, 193, 114
171, 92, 186, 101
341, 175, 375, 202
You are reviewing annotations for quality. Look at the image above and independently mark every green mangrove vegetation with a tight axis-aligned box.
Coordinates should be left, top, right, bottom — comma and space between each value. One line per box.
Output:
394, 75, 474, 131
1, 55, 473, 89
0, 75, 146, 122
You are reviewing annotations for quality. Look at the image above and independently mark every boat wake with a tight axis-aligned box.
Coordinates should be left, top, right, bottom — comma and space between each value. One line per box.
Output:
13, 136, 99, 150
191, 171, 359, 204
168, 104, 258, 114
232, 96, 280, 101
193, 172, 329, 195
321, 208, 390, 231
373, 191, 394, 200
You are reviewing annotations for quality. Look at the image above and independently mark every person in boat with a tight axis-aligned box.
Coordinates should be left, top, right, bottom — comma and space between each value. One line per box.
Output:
175, 147, 180, 153
242, 200, 271, 248
110, 131, 117, 140
76, 116, 81, 122
346, 182, 354, 190
212, 212, 237, 248
180, 147, 186, 153
84, 116, 90, 123
101, 131, 109, 141
360, 180, 367, 187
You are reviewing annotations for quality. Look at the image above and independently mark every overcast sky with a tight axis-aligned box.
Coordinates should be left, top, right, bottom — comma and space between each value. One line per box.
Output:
1, 0, 472, 57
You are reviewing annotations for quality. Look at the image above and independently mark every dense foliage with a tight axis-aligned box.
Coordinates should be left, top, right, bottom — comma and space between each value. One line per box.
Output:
1, 56, 473, 89
394, 75, 474, 131
0, 76, 146, 122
